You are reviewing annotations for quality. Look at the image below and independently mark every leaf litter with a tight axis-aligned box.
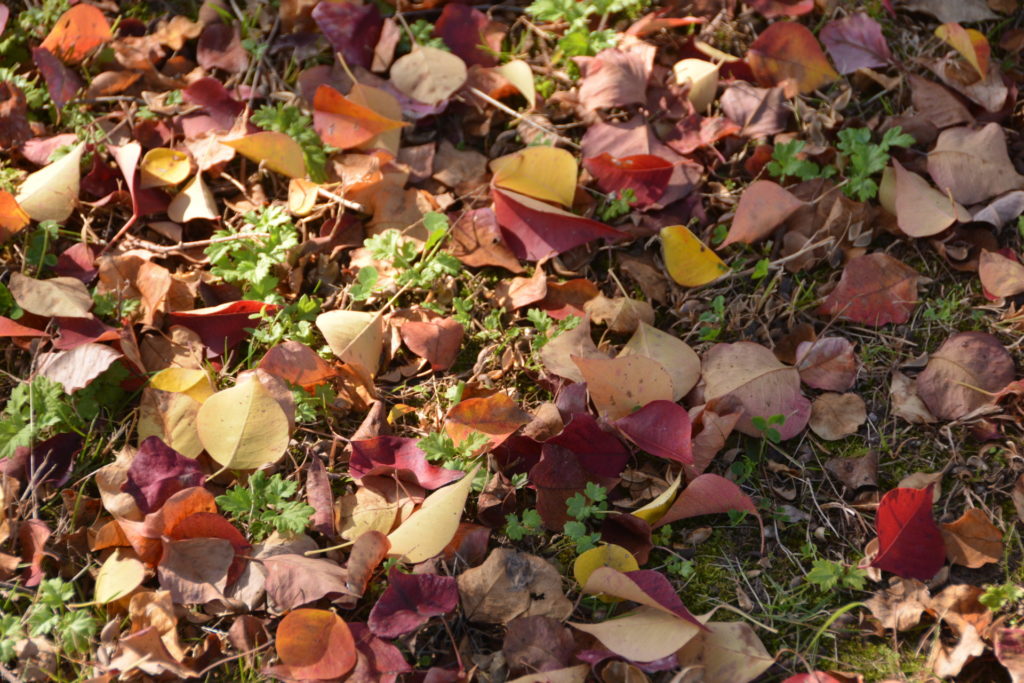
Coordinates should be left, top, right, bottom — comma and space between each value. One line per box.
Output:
0, 1, 1023, 681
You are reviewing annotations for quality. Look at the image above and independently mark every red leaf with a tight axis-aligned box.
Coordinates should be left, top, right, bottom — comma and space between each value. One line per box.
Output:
583, 153, 674, 207
349, 623, 412, 682
492, 188, 624, 262
399, 317, 464, 370
312, 84, 408, 150
613, 399, 693, 465
18, 519, 51, 587
748, 0, 814, 18
0, 315, 46, 338
52, 316, 118, 350
311, 1, 382, 70
623, 569, 705, 629
350, 436, 465, 490
39, 4, 111, 63
871, 486, 946, 581
817, 253, 921, 326
123, 436, 206, 514
306, 457, 335, 538
166, 300, 281, 357
368, 568, 459, 638
180, 77, 249, 139
32, 47, 83, 109
434, 3, 499, 67
655, 474, 764, 551
547, 412, 629, 479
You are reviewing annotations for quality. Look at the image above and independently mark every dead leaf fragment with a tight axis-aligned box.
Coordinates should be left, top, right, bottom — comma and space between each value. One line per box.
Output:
809, 392, 866, 440
458, 548, 573, 624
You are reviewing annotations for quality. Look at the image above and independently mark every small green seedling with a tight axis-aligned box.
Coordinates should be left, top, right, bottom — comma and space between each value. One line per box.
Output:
216, 471, 315, 542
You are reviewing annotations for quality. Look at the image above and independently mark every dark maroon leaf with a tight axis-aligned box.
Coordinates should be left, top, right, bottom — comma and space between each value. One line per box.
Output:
613, 400, 693, 465
872, 486, 946, 581
180, 77, 248, 138
53, 316, 118, 350
349, 623, 412, 683
123, 436, 206, 514
491, 434, 543, 476
166, 301, 280, 358
367, 568, 458, 638
625, 569, 705, 628
32, 47, 83, 109
547, 412, 629, 478
197, 22, 248, 74
600, 512, 653, 564
434, 3, 497, 67
3, 432, 81, 486
349, 436, 464, 490
530, 443, 617, 531
312, 1, 382, 70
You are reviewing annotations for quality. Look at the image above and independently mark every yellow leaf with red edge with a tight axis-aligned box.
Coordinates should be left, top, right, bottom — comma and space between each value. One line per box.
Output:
0, 191, 30, 243
140, 148, 191, 188
491, 146, 578, 208
935, 23, 989, 79
660, 225, 729, 287
747, 22, 838, 95
40, 4, 112, 64
312, 85, 408, 150
348, 83, 403, 155
222, 132, 306, 178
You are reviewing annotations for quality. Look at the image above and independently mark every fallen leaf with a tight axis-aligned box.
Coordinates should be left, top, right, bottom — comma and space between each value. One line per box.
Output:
503, 616, 577, 675
570, 606, 699, 662
573, 355, 674, 421
195, 374, 291, 470
654, 473, 763, 549
720, 82, 789, 138
0, 190, 30, 243
866, 577, 931, 631
927, 123, 1024, 206
312, 84, 408, 150
262, 554, 353, 610
819, 13, 893, 74
495, 60, 536, 109
123, 436, 205, 513
916, 331, 1014, 420
539, 315, 607, 382
825, 450, 878, 490
222, 132, 306, 179
311, 1, 382, 70
872, 486, 946, 581
672, 58, 720, 110
274, 609, 356, 680
95, 548, 145, 603
979, 250, 1024, 298
390, 46, 467, 106
614, 400, 693, 465
995, 628, 1024, 683
660, 224, 730, 287
139, 148, 191, 189
573, 544, 639, 591
16, 140, 84, 222
149, 367, 214, 403
399, 317, 464, 371
449, 207, 524, 272
575, 48, 650, 110
749, 0, 813, 17
492, 188, 624, 262
940, 507, 1003, 568
491, 146, 578, 209
350, 436, 463, 490
809, 392, 866, 441
39, 4, 111, 63
386, 464, 477, 563
583, 153, 674, 208
197, 22, 248, 74
8, 272, 92, 318
316, 310, 383, 381
257, 341, 336, 389
722, 180, 805, 247
157, 536, 232, 604
702, 341, 811, 440
893, 160, 970, 238
458, 548, 573, 623
676, 618, 775, 683
795, 337, 858, 391
900, 0, 996, 22
935, 22, 989, 79
747, 22, 838, 95
445, 393, 531, 450
167, 172, 218, 223
32, 47, 82, 109
818, 252, 921, 326
583, 295, 653, 334
367, 568, 458, 638
166, 300, 280, 358
619, 322, 701, 401
35, 343, 122, 393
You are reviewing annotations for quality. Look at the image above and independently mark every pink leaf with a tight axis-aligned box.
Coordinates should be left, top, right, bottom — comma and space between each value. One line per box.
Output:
350, 436, 465, 490
368, 569, 458, 638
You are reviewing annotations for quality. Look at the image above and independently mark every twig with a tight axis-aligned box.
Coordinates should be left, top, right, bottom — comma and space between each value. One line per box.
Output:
464, 87, 581, 150
317, 186, 367, 214
124, 232, 271, 255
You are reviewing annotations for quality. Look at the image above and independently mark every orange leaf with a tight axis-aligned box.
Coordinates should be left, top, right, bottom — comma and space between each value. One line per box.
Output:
722, 180, 805, 247
275, 609, 356, 679
40, 4, 112, 64
935, 23, 990, 80
312, 85, 408, 149
445, 393, 531, 449
0, 190, 30, 243
747, 22, 838, 95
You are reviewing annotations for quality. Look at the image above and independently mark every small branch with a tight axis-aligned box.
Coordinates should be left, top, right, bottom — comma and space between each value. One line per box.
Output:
316, 186, 367, 214
464, 87, 580, 150
124, 232, 271, 255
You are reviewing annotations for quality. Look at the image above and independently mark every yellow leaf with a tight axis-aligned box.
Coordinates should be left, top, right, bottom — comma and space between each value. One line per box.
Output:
672, 59, 720, 111
223, 131, 306, 179
660, 224, 729, 287
149, 367, 215, 403
140, 148, 191, 188
315, 310, 383, 382
495, 59, 536, 110
137, 389, 204, 458
16, 141, 84, 222
491, 146, 578, 209
387, 464, 479, 563
573, 544, 639, 594
288, 178, 319, 216
195, 375, 291, 470
167, 172, 218, 223
633, 475, 682, 525
570, 607, 700, 662
95, 548, 145, 604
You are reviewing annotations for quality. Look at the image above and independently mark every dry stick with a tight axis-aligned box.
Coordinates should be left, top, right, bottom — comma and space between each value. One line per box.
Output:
464, 87, 581, 150
125, 231, 272, 255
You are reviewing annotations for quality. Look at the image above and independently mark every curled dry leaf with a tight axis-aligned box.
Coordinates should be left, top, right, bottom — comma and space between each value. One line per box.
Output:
808, 392, 866, 441
916, 331, 1014, 420
978, 250, 1024, 298
672, 58, 719, 110
195, 374, 291, 470
702, 341, 811, 440
167, 172, 218, 223
935, 22, 990, 80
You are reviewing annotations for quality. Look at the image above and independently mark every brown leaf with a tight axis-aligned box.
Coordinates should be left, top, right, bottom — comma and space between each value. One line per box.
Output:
449, 208, 524, 272
893, 159, 971, 238
818, 253, 920, 326
262, 553, 355, 611
157, 537, 232, 604
978, 249, 1024, 298
889, 370, 937, 424
916, 331, 1014, 420
573, 355, 674, 421
503, 616, 576, 675
34, 343, 122, 393
940, 507, 1003, 568
399, 317, 464, 371
722, 180, 805, 247
927, 123, 1024, 205
825, 451, 878, 490
583, 295, 655, 334
866, 577, 931, 631
808, 392, 866, 441
539, 315, 607, 382
9, 272, 92, 318
795, 337, 858, 392
445, 393, 531, 449
458, 548, 573, 624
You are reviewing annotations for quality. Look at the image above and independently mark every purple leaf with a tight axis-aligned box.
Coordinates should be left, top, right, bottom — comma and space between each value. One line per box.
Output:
368, 569, 458, 638
312, 1, 382, 70
123, 436, 206, 514
547, 412, 629, 478
819, 13, 893, 75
